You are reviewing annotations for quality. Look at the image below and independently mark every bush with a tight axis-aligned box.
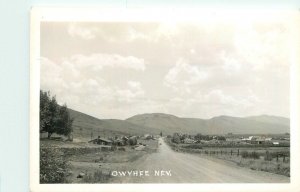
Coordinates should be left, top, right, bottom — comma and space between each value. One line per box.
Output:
82, 170, 110, 183
40, 148, 69, 183
241, 151, 260, 159
249, 151, 260, 159
241, 151, 249, 158
264, 151, 273, 161
182, 144, 203, 149
128, 137, 137, 145
172, 133, 181, 144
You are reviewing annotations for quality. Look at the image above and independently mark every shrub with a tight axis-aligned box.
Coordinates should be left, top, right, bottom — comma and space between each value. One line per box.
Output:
241, 151, 260, 159
172, 133, 181, 144
82, 170, 110, 183
249, 151, 260, 159
40, 148, 69, 183
241, 151, 249, 158
128, 136, 137, 145
264, 151, 273, 161
182, 144, 203, 149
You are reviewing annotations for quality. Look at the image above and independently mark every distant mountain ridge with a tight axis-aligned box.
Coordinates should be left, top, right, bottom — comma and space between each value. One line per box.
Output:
126, 113, 289, 135
69, 109, 290, 140
68, 109, 160, 140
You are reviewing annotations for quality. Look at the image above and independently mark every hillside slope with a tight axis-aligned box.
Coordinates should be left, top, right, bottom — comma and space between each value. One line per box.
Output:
68, 109, 160, 141
126, 114, 290, 135
245, 115, 289, 126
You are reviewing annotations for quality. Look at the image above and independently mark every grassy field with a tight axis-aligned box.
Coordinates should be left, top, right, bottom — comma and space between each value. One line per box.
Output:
40, 138, 158, 183
165, 138, 290, 177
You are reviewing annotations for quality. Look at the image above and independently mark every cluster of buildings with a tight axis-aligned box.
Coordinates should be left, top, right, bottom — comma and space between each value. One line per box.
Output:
171, 132, 290, 146
88, 134, 156, 146
226, 135, 290, 145
171, 133, 226, 144
88, 135, 137, 146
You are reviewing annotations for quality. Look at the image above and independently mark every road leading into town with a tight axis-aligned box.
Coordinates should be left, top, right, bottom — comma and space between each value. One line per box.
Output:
111, 138, 289, 183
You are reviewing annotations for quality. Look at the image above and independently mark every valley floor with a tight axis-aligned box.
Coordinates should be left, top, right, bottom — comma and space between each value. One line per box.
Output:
40, 138, 289, 183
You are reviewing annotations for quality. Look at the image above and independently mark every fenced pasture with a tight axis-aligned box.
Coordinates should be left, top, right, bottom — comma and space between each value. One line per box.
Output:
165, 138, 290, 177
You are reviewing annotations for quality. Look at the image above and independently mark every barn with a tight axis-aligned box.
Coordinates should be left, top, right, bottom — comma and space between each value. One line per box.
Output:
88, 136, 113, 145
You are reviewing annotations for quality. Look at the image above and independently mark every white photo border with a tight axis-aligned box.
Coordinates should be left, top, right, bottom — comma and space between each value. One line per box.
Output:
30, 7, 300, 192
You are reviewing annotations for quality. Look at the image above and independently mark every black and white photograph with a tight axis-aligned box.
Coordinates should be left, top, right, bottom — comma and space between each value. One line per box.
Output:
29, 8, 300, 191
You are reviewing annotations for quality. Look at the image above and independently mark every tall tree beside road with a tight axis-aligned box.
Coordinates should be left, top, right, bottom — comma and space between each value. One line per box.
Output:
40, 90, 73, 138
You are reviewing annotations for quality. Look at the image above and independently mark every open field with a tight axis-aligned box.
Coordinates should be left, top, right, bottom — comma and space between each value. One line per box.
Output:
40, 138, 159, 183
165, 138, 290, 177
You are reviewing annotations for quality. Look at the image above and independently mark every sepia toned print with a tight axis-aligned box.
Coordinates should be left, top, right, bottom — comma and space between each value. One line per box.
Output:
37, 12, 291, 184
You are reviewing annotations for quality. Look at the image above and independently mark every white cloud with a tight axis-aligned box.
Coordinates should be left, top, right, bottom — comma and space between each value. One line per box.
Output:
117, 81, 145, 103
233, 23, 289, 72
164, 58, 209, 93
190, 49, 196, 54
66, 54, 145, 71
40, 55, 146, 118
40, 57, 64, 91
128, 81, 141, 89
41, 20, 290, 119
68, 23, 98, 40
156, 22, 179, 39
127, 28, 151, 42
220, 51, 242, 74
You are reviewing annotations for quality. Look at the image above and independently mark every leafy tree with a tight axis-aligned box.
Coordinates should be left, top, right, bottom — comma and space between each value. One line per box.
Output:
194, 133, 203, 141
55, 104, 73, 137
172, 133, 181, 144
40, 90, 73, 138
40, 91, 51, 132
216, 136, 226, 141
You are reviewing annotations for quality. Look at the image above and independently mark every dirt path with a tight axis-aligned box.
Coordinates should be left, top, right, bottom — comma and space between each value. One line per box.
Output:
111, 138, 289, 183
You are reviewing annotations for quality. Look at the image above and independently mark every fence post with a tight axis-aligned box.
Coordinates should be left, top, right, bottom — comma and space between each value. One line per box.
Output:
231, 150, 233, 156
276, 153, 279, 162
283, 155, 285, 162
221, 150, 222, 155
237, 149, 239, 156
266, 150, 269, 161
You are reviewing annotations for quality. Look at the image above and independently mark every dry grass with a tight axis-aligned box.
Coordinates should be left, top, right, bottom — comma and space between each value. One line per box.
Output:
82, 170, 111, 183
41, 138, 159, 183
164, 138, 290, 177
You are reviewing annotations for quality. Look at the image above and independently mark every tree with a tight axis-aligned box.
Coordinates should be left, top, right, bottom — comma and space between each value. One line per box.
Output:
40, 90, 74, 139
172, 133, 181, 144
194, 133, 203, 141
55, 104, 73, 137
40, 91, 51, 132
216, 136, 226, 141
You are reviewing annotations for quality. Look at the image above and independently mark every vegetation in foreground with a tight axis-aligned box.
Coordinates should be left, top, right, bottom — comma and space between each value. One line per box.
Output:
40, 138, 158, 183
40, 148, 70, 183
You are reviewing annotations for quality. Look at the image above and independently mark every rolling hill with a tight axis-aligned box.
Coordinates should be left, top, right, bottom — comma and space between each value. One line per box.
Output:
68, 109, 160, 141
69, 109, 290, 140
126, 113, 290, 135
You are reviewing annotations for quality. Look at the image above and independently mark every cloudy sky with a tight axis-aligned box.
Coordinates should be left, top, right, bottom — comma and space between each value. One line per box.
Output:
40, 15, 290, 120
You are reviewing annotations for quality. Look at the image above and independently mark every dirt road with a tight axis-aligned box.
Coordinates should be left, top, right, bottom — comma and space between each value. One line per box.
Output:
111, 138, 289, 183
